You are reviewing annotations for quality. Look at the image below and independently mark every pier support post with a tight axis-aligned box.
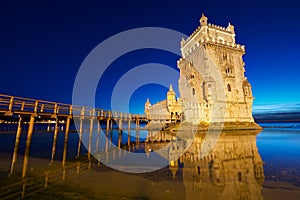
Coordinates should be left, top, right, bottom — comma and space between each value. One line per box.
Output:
106, 118, 110, 133
128, 120, 131, 146
47, 122, 50, 132
105, 134, 109, 162
118, 119, 123, 132
62, 116, 71, 167
44, 172, 49, 188
10, 115, 22, 175
50, 119, 59, 164
136, 117, 140, 144
136, 130, 140, 145
96, 120, 100, 152
21, 114, 36, 179
96, 119, 101, 166
77, 118, 83, 157
77, 107, 85, 157
118, 119, 122, 149
118, 131, 122, 149
21, 179, 27, 198
110, 120, 113, 130
88, 116, 94, 160
105, 129, 109, 152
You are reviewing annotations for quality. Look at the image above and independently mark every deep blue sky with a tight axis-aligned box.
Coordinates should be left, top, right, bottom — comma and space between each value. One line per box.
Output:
1, 0, 299, 114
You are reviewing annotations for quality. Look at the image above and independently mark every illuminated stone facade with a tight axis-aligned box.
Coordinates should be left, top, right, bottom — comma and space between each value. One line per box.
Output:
145, 14, 256, 124
145, 85, 182, 120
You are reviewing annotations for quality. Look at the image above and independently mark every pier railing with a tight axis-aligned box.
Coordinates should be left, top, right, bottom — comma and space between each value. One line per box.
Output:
0, 94, 148, 120
0, 94, 180, 123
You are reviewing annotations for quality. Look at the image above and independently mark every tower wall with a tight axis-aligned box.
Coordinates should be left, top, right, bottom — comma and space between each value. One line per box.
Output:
178, 14, 255, 123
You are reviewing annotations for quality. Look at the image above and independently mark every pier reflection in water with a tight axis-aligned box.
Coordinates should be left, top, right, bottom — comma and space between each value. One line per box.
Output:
0, 125, 264, 199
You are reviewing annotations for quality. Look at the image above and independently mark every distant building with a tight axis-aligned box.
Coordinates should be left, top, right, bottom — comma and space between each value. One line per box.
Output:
145, 85, 182, 120
145, 14, 255, 124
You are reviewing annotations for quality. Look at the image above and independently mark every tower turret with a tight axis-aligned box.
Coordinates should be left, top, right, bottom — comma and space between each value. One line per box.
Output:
227, 22, 235, 34
200, 13, 208, 26
167, 84, 176, 107
144, 98, 151, 118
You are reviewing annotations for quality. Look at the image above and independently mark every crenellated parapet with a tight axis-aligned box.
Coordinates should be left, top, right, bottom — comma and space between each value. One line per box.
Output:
207, 22, 234, 34
180, 14, 244, 59
181, 39, 245, 59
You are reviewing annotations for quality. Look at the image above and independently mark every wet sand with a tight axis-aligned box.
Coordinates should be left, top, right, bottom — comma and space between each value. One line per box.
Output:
22, 167, 300, 200
263, 181, 300, 200
2, 152, 300, 199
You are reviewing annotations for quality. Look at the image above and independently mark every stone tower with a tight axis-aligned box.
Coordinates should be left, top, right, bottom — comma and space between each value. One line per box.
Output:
144, 98, 151, 118
177, 14, 255, 124
167, 84, 176, 110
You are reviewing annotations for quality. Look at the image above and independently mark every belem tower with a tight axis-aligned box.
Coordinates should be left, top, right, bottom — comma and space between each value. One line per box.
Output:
145, 14, 260, 129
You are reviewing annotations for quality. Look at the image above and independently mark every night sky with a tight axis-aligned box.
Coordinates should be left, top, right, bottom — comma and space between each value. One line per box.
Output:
1, 0, 299, 115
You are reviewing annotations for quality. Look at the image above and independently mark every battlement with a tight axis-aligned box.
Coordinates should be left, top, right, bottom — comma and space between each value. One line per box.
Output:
181, 25, 201, 46
207, 23, 234, 33
181, 38, 245, 59
180, 14, 241, 57
181, 22, 234, 47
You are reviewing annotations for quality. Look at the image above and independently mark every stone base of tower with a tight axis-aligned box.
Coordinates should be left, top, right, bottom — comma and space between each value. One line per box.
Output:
215, 121, 262, 131
168, 121, 262, 132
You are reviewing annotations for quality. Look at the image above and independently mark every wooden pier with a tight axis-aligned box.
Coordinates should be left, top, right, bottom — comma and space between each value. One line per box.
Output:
0, 93, 183, 199
0, 95, 177, 168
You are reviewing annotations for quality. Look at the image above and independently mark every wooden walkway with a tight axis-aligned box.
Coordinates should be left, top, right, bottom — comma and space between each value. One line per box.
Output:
0, 93, 182, 199
0, 93, 149, 121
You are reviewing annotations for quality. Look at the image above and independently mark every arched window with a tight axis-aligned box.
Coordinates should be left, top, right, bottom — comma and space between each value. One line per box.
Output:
238, 172, 242, 182
225, 67, 234, 76
192, 88, 195, 95
227, 84, 231, 92
244, 87, 248, 96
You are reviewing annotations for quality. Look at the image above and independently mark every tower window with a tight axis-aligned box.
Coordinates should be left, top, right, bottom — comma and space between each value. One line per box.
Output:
192, 88, 195, 95
238, 172, 242, 182
225, 67, 234, 76
227, 84, 231, 92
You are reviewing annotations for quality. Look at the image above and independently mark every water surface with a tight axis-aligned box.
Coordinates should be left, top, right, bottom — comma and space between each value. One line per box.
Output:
0, 123, 299, 199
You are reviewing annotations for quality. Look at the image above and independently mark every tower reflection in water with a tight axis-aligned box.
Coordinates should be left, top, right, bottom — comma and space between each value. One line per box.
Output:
147, 130, 264, 200
2, 127, 264, 199
183, 131, 264, 199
